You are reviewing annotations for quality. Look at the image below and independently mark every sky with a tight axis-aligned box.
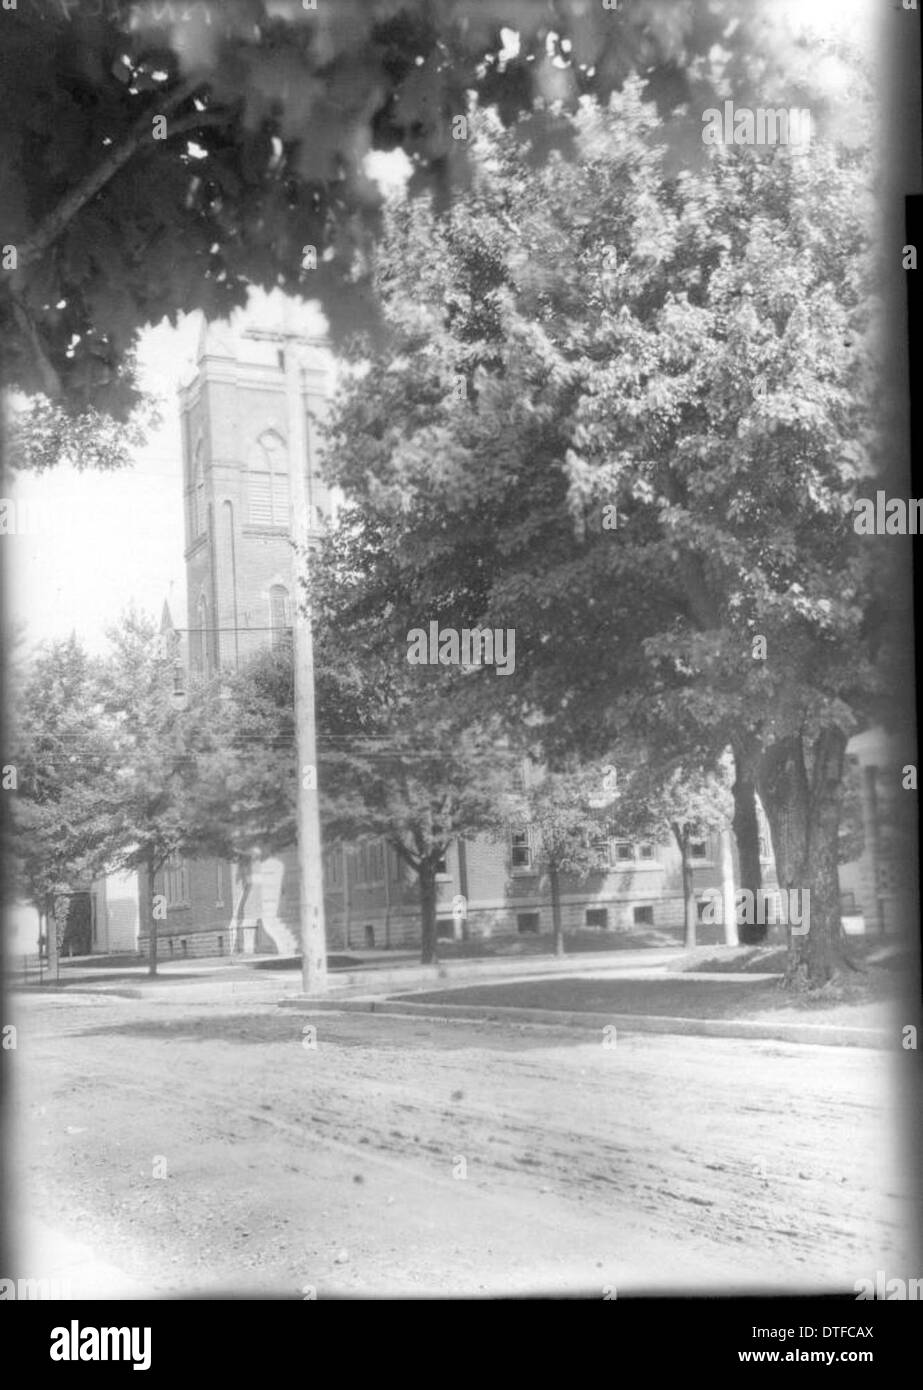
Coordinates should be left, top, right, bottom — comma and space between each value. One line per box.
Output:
5, 142, 414, 660
8, 312, 200, 657
4, 0, 876, 660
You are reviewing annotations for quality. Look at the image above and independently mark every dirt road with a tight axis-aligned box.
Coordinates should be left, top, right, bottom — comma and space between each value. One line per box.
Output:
7, 988, 915, 1298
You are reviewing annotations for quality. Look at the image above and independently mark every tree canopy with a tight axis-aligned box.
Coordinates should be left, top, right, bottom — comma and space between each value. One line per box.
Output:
0, 0, 857, 422
6, 635, 115, 915
316, 73, 901, 985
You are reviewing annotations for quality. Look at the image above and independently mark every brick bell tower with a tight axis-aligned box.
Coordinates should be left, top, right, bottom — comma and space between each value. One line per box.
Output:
178, 303, 332, 679
176, 297, 333, 956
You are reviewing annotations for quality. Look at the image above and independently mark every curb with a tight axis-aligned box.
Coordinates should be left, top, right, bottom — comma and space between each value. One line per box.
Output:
315, 948, 686, 996
278, 995, 893, 1049
11, 985, 147, 1001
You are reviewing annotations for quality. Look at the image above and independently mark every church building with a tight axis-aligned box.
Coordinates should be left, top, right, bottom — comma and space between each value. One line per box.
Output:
101, 305, 905, 964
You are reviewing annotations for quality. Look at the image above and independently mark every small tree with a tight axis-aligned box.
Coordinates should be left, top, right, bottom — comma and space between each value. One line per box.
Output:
323, 708, 515, 966
7, 636, 116, 972
614, 758, 733, 951
94, 610, 233, 974
504, 764, 613, 958
200, 638, 516, 965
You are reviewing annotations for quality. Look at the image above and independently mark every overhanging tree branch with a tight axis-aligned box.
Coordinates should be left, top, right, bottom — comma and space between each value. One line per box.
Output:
18, 77, 213, 269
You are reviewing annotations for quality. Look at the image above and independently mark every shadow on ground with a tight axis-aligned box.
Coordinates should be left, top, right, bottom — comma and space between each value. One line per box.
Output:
66, 1010, 609, 1053
392, 972, 901, 1026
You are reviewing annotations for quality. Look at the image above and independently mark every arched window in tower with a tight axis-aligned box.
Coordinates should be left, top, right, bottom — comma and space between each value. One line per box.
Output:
195, 592, 209, 675
192, 442, 205, 539
247, 430, 289, 528
270, 584, 292, 651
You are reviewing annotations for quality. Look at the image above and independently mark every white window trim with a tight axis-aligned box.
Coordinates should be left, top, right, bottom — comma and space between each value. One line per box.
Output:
604, 839, 663, 869
248, 430, 290, 528
510, 824, 534, 872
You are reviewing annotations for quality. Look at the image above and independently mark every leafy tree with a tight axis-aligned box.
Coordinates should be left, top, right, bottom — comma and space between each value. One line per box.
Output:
613, 754, 733, 950
92, 609, 236, 973
193, 627, 515, 964
193, 645, 297, 864
321, 695, 515, 966
6, 635, 115, 969
319, 74, 897, 988
0, 0, 837, 420
4, 390, 159, 475
306, 552, 517, 962
504, 762, 614, 957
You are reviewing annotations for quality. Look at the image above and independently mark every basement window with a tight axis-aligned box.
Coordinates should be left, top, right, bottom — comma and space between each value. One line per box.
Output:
517, 912, 540, 935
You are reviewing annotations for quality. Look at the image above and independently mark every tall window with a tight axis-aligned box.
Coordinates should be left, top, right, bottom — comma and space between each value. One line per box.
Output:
510, 825, 532, 870
353, 839, 385, 885
592, 819, 613, 857
248, 430, 289, 527
195, 592, 209, 675
270, 584, 291, 651
326, 849, 343, 889
164, 853, 190, 908
191, 441, 205, 539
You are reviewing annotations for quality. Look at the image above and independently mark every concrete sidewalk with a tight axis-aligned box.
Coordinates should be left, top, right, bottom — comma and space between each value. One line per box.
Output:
314, 946, 688, 997
13, 945, 690, 1002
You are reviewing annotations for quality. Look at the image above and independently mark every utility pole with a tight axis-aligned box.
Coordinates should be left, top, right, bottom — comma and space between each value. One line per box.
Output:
243, 309, 328, 994
342, 842, 351, 950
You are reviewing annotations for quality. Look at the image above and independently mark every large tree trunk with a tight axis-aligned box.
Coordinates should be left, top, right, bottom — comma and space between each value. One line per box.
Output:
731, 739, 764, 943
418, 857, 439, 966
342, 844, 351, 951
757, 730, 848, 988
549, 862, 564, 957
